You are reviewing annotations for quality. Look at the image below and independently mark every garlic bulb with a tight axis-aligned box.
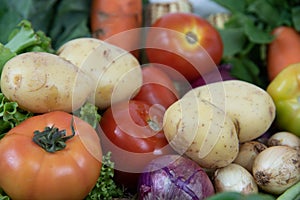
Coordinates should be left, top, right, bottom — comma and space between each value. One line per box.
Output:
268, 131, 300, 150
233, 141, 267, 172
252, 146, 300, 195
213, 163, 258, 194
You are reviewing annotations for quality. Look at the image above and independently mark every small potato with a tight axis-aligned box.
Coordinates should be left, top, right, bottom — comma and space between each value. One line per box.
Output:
163, 92, 239, 169
184, 80, 276, 142
57, 38, 142, 109
0, 52, 92, 113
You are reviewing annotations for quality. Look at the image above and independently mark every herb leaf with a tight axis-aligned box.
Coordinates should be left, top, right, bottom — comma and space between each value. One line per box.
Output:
86, 152, 124, 200
212, 0, 246, 13
212, 0, 300, 88
292, 6, 300, 31
243, 19, 274, 44
219, 28, 246, 57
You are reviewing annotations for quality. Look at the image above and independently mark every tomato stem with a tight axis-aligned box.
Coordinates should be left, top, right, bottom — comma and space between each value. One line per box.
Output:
186, 31, 198, 44
147, 119, 161, 132
32, 118, 75, 153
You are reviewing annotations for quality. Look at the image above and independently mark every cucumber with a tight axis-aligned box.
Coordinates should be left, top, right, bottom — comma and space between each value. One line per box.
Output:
277, 181, 300, 200
205, 191, 275, 200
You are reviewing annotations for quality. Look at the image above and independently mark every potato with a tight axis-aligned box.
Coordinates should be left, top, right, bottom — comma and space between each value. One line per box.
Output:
163, 91, 239, 169
57, 38, 142, 109
183, 80, 276, 142
0, 52, 92, 113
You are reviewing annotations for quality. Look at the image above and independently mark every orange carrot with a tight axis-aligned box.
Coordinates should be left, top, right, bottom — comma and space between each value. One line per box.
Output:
90, 0, 142, 58
267, 26, 300, 81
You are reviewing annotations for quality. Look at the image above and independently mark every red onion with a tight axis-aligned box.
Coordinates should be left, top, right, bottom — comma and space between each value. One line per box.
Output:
191, 64, 235, 88
137, 155, 215, 200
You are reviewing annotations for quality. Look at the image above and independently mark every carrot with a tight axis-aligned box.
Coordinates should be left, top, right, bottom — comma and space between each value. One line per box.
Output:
267, 26, 300, 81
90, 0, 142, 58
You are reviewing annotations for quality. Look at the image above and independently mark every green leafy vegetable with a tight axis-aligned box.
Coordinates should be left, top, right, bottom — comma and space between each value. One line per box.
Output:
0, 0, 57, 44
48, 0, 92, 49
86, 152, 124, 200
212, 0, 300, 88
0, 93, 33, 139
0, 188, 9, 200
73, 102, 101, 129
0, 0, 91, 50
0, 44, 15, 76
5, 20, 53, 54
0, 19, 54, 78
0, 195, 9, 200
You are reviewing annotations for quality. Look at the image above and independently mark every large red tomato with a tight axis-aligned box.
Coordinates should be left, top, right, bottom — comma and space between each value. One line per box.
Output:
146, 12, 223, 82
0, 111, 102, 200
133, 64, 179, 109
99, 100, 175, 191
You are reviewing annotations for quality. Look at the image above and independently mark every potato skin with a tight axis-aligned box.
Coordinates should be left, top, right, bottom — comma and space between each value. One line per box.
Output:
57, 38, 142, 109
163, 92, 239, 169
184, 80, 276, 142
0, 52, 92, 113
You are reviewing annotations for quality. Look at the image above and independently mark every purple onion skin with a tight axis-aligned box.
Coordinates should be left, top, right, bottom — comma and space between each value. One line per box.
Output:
191, 64, 236, 88
137, 155, 215, 200
256, 121, 279, 145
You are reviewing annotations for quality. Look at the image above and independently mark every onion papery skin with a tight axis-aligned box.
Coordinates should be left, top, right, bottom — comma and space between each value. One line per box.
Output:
252, 146, 300, 195
137, 155, 215, 200
213, 163, 258, 194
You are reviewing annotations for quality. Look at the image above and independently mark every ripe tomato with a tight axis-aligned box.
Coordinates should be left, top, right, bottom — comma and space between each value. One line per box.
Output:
133, 64, 179, 109
0, 111, 102, 200
146, 12, 223, 82
99, 100, 175, 190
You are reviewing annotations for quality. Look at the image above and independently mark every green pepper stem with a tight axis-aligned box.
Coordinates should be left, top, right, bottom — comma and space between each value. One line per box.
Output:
32, 118, 75, 153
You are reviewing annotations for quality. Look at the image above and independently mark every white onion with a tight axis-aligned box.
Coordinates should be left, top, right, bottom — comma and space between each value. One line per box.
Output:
252, 146, 300, 195
213, 163, 258, 194
233, 141, 267, 172
268, 131, 300, 150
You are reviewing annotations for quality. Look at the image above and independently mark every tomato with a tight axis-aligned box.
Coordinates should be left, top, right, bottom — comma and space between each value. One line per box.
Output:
99, 100, 175, 191
146, 12, 223, 82
0, 111, 102, 200
133, 64, 179, 109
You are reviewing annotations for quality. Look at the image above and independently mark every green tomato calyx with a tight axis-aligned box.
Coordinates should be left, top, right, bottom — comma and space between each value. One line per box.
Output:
32, 118, 75, 153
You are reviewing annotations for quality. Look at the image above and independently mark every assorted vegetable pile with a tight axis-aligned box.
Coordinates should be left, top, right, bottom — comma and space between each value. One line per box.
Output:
0, 0, 300, 200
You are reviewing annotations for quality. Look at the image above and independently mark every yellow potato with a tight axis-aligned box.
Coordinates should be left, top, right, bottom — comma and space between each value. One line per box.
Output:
183, 80, 276, 142
0, 52, 92, 113
163, 91, 239, 169
57, 38, 142, 109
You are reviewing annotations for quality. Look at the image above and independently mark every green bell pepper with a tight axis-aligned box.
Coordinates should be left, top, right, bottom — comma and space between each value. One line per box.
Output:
267, 63, 300, 137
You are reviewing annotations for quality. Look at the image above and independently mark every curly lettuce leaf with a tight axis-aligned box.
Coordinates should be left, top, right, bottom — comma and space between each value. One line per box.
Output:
0, 93, 33, 139
0, 20, 54, 78
86, 152, 124, 200
5, 20, 54, 54
73, 102, 101, 129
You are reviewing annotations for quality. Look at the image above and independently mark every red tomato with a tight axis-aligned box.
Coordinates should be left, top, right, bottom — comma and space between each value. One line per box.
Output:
99, 100, 175, 190
146, 12, 223, 82
0, 111, 102, 200
133, 64, 179, 109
